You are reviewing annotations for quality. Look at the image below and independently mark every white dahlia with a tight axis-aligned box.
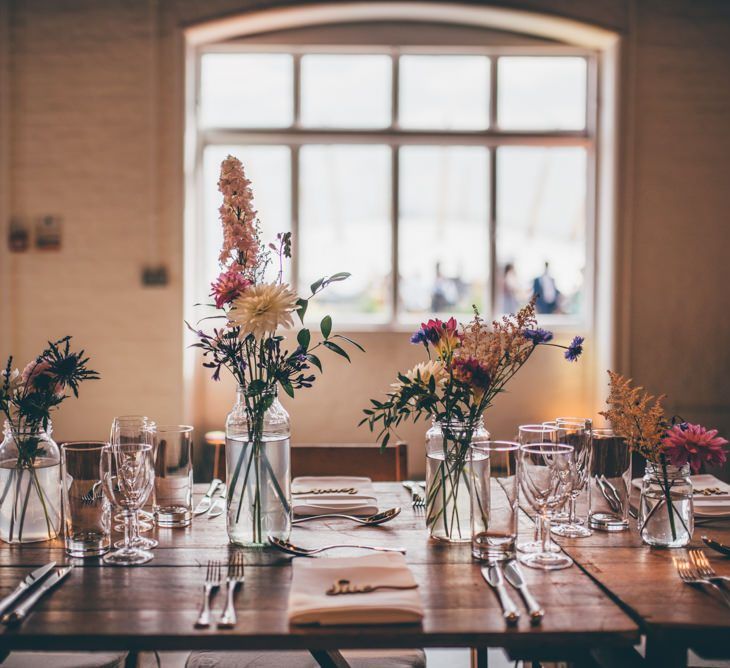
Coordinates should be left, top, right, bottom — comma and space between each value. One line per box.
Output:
230, 282, 299, 339
392, 360, 448, 393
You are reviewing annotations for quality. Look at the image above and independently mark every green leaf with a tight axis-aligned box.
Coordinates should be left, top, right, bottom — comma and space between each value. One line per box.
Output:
281, 381, 295, 398
296, 298, 308, 323
320, 315, 332, 339
333, 334, 365, 352
323, 340, 350, 362
297, 328, 311, 350
381, 432, 391, 450
306, 354, 322, 372
246, 379, 266, 396
310, 278, 324, 294
328, 272, 351, 282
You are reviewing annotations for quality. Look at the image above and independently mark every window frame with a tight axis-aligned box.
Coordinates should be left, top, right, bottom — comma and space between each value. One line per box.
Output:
194, 42, 598, 332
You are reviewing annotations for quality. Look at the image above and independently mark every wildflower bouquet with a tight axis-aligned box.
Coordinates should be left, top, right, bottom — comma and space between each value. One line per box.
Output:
362, 302, 584, 541
190, 155, 362, 546
0, 337, 99, 542
600, 371, 726, 544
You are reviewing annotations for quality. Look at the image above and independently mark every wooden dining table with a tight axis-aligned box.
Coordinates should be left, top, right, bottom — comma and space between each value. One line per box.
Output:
0, 482, 727, 667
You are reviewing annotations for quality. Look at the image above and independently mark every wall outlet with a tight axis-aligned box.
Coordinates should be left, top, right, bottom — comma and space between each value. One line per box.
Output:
142, 265, 168, 286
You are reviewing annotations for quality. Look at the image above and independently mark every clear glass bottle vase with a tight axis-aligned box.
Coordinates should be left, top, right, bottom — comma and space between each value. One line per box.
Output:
638, 460, 693, 548
0, 420, 62, 544
225, 386, 291, 547
425, 417, 489, 543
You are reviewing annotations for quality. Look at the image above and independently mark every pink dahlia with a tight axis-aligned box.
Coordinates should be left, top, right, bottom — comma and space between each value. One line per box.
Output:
661, 422, 728, 473
210, 270, 251, 309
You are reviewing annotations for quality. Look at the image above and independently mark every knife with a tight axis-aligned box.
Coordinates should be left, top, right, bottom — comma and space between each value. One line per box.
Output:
1, 565, 73, 626
207, 484, 227, 519
193, 478, 223, 516
503, 560, 544, 624
481, 564, 520, 625
0, 562, 56, 618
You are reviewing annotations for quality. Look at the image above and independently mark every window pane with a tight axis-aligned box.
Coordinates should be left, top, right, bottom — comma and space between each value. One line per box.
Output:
299, 145, 391, 322
399, 55, 489, 130
301, 55, 391, 128
203, 145, 291, 291
496, 147, 586, 316
498, 57, 587, 130
200, 54, 293, 128
399, 147, 488, 319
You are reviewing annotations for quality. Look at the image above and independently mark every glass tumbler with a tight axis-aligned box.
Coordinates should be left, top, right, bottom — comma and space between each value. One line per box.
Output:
154, 425, 194, 527
61, 441, 111, 557
589, 428, 631, 531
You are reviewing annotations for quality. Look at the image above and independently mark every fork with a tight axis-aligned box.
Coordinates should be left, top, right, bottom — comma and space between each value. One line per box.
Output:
689, 549, 730, 587
81, 481, 103, 505
402, 481, 426, 508
218, 553, 245, 629
195, 560, 222, 628
674, 556, 730, 609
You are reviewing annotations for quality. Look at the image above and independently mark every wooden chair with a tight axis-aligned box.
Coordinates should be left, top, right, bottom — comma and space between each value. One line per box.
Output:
291, 441, 408, 481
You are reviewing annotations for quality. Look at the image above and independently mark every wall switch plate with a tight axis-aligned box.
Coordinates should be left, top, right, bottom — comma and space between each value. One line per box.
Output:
142, 265, 168, 286
8, 217, 30, 252
36, 215, 62, 251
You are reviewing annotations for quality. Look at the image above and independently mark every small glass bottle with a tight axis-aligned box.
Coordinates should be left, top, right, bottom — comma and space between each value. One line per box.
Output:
639, 461, 693, 548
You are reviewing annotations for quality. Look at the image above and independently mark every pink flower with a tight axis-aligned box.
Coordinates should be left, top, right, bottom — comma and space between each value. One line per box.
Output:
662, 423, 728, 473
20, 359, 65, 397
210, 270, 251, 309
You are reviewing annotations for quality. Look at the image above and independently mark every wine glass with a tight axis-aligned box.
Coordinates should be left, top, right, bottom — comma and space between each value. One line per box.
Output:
101, 443, 155, 565
110, 416, 158, 550
518, 443, 575, 570
550, 419, 593, 538
515, 424, 559, 554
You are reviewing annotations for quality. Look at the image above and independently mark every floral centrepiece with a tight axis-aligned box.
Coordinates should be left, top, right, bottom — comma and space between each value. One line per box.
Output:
0, 337, 98, 543
362, 302, 584, 541
600, 371, 727, 547
190, 155, 362, 547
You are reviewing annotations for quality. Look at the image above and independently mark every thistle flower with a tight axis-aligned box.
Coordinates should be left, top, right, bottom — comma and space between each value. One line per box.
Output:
523, 328, 554, 344
662, 423, 728, 473
210, 270, 251, 309
229, 282, 299, 339
564, 336, 584, 362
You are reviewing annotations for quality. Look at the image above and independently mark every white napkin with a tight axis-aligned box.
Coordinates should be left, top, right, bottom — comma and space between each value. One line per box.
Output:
632, 474, 730, 517
292, 476, 378, 516
288, 552, 423, 626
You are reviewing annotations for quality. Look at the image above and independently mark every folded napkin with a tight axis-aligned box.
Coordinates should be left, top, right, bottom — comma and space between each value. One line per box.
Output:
632, 474, 730, 517
288, 552, 423, 626
292, 476, 378, 516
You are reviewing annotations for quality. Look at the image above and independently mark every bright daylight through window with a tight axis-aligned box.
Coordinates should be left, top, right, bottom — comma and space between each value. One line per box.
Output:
197, 47, 593, 328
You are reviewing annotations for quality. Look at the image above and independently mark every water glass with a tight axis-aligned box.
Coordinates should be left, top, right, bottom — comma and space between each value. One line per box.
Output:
589, 428, 631, 531
154, 425, 194, 527
101, 443, 155, 566
470, 441, 520, 562
518, 443, 575, 571
60, 442, 111, 558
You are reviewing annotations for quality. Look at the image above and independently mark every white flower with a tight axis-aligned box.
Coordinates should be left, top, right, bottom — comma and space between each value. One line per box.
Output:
392, 360, 448, 393
229, 282, 299, 339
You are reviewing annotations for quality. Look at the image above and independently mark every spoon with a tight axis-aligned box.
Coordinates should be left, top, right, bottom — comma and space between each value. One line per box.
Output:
268, 536, 406, 557
702, 535, 730, 557
292, 507, 401, 526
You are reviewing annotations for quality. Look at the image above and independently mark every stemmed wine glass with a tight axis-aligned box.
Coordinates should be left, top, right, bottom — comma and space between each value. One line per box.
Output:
550, 418, 593, 538
110, 416, 158, 550
515, 424, 559, 554
101, 443, 155, 565
518, 443, 575, 570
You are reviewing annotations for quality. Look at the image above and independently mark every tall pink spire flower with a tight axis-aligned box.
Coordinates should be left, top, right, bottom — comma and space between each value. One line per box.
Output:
662, 423, 728, 473
218, 155, 260, 269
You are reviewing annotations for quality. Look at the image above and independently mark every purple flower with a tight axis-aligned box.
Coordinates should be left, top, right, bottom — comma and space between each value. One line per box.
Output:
564, 336, 585, 362
523, 328, 554, 344
410, 328, 427, 344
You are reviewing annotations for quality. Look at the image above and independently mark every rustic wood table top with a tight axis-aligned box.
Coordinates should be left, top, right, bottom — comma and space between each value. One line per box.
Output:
0, 483, 641, 661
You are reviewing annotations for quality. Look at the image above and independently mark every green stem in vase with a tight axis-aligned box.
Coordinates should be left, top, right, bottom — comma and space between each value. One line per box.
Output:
659, 454, 678, 541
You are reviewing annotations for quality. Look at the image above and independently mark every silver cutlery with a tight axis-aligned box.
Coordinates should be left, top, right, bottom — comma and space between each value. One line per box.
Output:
217, 553, 245, 629
596, 476, 622, 514
268, 536, 406, 557
0, 562, 56, 618
702, 535, 730, 557
481, 563, 520, 625
403, 481, 426, 508
326, 578, 419, 596
674, 555, 730, 609
689, 549, 730, 586
195, 560, 222, 628
1, 565, 73, 626
207, 484, 227, 519
193, 479, 223, 516
293, 487, 359, 495
81, 480, 103, 505
292, 507, 401, 526
503, 560, 544, 624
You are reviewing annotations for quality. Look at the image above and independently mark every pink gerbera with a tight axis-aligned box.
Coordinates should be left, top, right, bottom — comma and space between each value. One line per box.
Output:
661, 422, 728, 473
210, 270, 251, 309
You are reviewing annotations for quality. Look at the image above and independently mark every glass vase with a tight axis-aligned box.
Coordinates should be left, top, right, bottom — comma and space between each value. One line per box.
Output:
0, 420, 62, 544
638, 461, 693, 548
425, 417, 489, 543
225, 386, 291, 547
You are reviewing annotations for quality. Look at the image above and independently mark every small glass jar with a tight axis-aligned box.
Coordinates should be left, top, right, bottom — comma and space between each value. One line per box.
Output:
425, 417, 489, 543
638, 461, 693, 548
0, 420, 62, 544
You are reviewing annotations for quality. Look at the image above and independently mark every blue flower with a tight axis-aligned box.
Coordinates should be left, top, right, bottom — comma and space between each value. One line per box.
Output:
523, 328, 554, 344
564, 336, 585, 362
410, 328, 427, 344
